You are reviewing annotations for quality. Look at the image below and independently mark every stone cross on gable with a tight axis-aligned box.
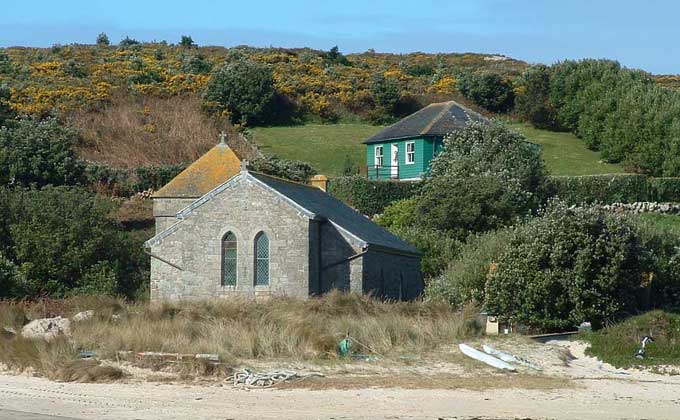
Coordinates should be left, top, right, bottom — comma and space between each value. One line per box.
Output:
219, 131, 227, 144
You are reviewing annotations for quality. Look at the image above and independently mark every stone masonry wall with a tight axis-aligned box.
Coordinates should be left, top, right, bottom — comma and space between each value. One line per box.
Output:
150, 177, 311, 301
318, 223, 365, 294
153, 198, 197, 234
362, 250, 423, 300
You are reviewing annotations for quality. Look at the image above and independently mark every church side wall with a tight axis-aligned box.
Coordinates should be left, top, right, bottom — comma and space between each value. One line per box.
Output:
362, 250, 423, 300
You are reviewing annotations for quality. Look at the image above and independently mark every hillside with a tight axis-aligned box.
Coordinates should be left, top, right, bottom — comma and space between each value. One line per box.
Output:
0, 44, 526, 121
0, 44, 531, 169
251, 124, 382, 176
253, 122, 626, 177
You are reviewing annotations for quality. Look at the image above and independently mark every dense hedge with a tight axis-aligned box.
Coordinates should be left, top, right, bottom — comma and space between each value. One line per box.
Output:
551, 174, 680, 204
327, 176, 421, 215
329, 174, 680, 216
85, 163, 187, 196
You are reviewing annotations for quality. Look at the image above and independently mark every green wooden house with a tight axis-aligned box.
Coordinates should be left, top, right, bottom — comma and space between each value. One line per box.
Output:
364, 100, 487, 180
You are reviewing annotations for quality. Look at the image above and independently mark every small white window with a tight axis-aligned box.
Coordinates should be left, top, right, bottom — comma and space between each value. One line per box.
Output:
406, 142, 415, 164
375, 146, 384, 167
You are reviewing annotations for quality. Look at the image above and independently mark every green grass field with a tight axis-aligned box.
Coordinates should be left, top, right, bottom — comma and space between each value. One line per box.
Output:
508, 123, 626, 176
252, 122, 627, 177
251, 124, 383, 176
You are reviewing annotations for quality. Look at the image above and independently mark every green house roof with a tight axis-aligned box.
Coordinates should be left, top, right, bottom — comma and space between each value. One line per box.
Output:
363, 100, 487, 144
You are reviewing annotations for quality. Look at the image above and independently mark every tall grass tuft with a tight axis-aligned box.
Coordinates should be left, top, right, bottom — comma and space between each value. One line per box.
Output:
70, 292, 479, 361
1, 293, 479, 372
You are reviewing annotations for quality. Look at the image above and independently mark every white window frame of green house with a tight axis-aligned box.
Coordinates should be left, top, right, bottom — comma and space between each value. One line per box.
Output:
374, 145, 384, 167
405, 141, 415, 165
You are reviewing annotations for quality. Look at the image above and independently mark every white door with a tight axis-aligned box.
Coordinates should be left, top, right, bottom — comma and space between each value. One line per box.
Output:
390, 144, 399, 179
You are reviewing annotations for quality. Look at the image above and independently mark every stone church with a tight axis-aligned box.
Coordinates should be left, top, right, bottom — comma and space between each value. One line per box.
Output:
145, 140, 423, 301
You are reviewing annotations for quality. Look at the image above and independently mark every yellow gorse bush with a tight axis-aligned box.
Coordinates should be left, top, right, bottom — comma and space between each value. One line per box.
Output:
2, 44, 531, 120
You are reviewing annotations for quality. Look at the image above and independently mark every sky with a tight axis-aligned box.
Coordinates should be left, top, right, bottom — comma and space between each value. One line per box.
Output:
1, 0, 678, 74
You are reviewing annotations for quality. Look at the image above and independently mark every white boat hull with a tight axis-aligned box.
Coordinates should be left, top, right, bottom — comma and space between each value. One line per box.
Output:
458, 344, 516, 371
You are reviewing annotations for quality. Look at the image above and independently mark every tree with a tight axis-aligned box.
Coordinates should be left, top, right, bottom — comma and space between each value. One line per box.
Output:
2, 186, 142, 297
548, 59, 623, 131
96, 32, 110, 46
0, 118, 84, 187
370, 72, 401, 118
0, 83, 15, 128
485, 203, 643, 331
514, 65, 558, 129
417, 121, 549, 239
202, 59, 276, 125
323, 46, 350, 65
179, 35, 196, 48
457, 72, 515, 113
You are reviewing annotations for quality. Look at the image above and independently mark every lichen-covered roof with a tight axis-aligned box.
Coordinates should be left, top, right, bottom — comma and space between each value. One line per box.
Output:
363, 100, 487, 144
153, 144, 241, 198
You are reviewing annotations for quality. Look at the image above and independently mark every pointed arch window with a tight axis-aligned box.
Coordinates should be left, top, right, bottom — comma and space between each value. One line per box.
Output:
254, 232, 269, 286
222, 232, 237, 286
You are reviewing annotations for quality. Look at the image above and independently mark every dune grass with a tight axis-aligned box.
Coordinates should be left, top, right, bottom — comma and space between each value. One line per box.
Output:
581, 311, 680, 368
0, 293, 480, 381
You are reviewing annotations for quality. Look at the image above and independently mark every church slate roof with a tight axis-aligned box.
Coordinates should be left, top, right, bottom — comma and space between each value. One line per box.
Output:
250, 172, 420, 256
153, 143, 241, 198
363, 100, 487, 144
146, 170, 420, 256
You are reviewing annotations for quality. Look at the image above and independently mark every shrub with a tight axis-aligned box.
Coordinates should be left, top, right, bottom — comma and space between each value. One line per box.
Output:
377, 198, 459, 279
203, 59, 276, 125
180, 54, 212, 74
322, 46, 350, 66
0, 51, 12, 74
0, 118, 84, 187
550, 174, 680, 204
427, 228, 513, 305
250, 154, 317, 182
84, 163, 187, 196
96, 33, 110, 46
628, 214, 680, 310
550, 174, 649, 205
370, 72, 401, 118
0, 253, 22, 298
119, 36, 140, 47
648, 177, 680, 202
2, 186, 143, 298
457, 72, 515, 113
417, 121, 550, 239
485, 203, 643, 331
328, 176, 421, 216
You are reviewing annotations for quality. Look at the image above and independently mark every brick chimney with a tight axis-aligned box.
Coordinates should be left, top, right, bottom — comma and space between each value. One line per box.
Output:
311, 174, 328, 192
